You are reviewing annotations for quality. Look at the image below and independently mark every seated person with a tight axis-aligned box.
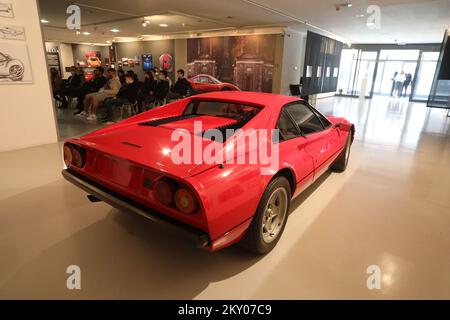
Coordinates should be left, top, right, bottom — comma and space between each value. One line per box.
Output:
77, 68, 121, 121
50, 68, 64, 107
154, 70, 170, 106
100, 71, 141, 123
168, 69, 192, 99
60, 66, 84, 108
136, 69, 157, 112
73, 67, 107, 115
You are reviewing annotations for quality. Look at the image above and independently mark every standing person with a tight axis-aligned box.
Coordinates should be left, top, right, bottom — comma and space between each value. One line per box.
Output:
78, 68, 121, 120
101, 71, 141, 123
136, 69, 157, 112
403, 73, 412, 97
390, 71, 398, 97
154, 70, 170, 106
168, 69, 193, 100
393, 71, 406, 98
73, 67, 107, 115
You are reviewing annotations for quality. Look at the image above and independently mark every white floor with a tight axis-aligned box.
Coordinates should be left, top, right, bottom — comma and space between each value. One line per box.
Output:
0, 95, 450, 299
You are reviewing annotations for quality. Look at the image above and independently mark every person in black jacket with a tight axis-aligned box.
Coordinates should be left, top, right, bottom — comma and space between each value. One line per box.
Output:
73, 67, 107, 115
101, 71, 141, 123
168, 69, 192, 100
154, 70, 170, 105
136, 69, 157, 112
60, 66, 84, 108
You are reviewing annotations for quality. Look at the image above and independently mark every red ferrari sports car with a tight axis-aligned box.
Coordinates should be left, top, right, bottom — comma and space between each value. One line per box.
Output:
62, 92, 354, 254
188, 74, 240, 94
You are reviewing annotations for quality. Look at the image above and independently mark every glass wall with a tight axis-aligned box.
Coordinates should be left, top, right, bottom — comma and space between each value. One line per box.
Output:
412, 52, 440, 101
336, 47, 440, 101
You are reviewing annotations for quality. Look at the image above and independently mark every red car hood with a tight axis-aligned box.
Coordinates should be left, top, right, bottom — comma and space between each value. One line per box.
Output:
75, 115, 256, 179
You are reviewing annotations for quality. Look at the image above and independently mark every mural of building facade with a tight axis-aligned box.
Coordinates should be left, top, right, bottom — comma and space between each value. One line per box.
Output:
187, 34, 276, 93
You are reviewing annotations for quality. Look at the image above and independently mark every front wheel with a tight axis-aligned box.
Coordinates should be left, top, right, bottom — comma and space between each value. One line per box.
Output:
240, 176, 291, 254
331, 133, 351, 172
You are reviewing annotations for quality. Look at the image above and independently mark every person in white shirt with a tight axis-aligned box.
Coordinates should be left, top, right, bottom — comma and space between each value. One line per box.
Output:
393, 71, 406, 98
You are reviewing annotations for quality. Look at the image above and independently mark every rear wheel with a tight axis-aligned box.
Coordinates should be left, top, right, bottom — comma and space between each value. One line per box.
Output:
331, 133, 351, 172
240, 176, 290, 254
9, 64, 24, 81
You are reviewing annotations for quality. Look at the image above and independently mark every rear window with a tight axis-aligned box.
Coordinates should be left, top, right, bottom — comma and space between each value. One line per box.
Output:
184, 100, 261, 122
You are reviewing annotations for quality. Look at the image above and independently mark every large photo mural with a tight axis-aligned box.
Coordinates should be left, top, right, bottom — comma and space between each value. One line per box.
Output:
187, 34, 276, 93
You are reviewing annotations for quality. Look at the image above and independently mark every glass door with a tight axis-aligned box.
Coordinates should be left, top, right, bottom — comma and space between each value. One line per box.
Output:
336, 49, 378, 98
372, 50, 420, 98
411, 51, 440, 101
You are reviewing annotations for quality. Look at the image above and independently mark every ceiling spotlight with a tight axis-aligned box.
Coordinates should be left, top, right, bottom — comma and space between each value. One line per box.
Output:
40, 19, 49, 23
339, 2, 352, 8
106, 40, 111, 44
110, 28, 120, 33
355, 14, 365, 18
82, 32, 91, 35
76, 31, 81, 35
142, 20, 150, 27
366, 21, 375, 26
159, 23, 168, 27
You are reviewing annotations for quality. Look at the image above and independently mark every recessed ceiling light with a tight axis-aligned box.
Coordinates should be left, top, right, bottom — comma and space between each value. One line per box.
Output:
110, 29, 120, 33
76, 31, 81, 35
355, 14, 365, 18
40, 19, 49, 23
82, 32, 91, 35
159, 24, 168, 27
106, 40, 111, 44
340, 2, 352, 8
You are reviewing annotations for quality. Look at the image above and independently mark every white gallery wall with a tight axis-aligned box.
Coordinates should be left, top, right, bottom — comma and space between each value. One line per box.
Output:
0, 0, 57, 152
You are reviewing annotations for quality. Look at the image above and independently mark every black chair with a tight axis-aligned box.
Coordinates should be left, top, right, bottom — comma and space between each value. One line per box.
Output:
289, 84, 301, 97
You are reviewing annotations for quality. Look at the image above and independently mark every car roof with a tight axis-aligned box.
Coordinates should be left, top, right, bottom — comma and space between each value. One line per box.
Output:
191, 91, 302, 109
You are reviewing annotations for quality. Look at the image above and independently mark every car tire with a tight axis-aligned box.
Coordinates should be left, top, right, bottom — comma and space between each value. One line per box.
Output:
9, 64, 24, 81
240, 176, 291, 254
331, 133, 351, 172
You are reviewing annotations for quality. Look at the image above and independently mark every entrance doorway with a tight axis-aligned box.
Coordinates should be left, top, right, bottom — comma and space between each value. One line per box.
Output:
336, 47, 440, 102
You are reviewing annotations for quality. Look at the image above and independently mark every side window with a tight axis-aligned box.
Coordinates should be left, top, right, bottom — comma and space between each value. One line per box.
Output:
311, 106, 332, 128
285, 103, 324, 135
276, 110, 300, 141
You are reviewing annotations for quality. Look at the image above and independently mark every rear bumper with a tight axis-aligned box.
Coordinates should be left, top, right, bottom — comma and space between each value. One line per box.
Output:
62, 169, 210, 248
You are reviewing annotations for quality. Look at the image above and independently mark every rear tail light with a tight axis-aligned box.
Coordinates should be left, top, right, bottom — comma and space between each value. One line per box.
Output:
175, 188, 198, 215
153, 178, 177, 206
153, 177, 199, 215
63, 143, 86, 168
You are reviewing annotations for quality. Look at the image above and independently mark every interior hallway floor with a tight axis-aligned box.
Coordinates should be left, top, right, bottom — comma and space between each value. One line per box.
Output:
1, 95, 450, 299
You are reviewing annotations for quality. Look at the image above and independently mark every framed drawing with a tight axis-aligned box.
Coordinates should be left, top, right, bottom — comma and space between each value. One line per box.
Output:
0, 2, 13, 18
0, 24, 25, 40
0, 42, 33, 84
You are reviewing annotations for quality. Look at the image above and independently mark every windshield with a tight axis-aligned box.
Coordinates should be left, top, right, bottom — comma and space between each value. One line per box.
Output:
183, 100, 261, 121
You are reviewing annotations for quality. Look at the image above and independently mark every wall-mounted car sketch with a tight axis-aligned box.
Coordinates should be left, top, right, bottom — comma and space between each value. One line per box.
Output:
0, 2, 13, 18
0, 42, 32, 84
0, 24, 25, 40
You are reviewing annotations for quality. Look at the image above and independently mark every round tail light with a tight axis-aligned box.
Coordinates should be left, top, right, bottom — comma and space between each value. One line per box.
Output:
63, 145, 73, 166
153, 178, 177, 206
63, 144, 86, 168
174, 188, 198, 214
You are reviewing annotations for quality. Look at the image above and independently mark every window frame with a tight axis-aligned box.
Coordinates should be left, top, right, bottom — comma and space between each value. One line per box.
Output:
281, 101, 328, 137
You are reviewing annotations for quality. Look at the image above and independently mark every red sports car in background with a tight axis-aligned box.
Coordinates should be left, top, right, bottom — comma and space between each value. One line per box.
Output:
188, 74, 240, 94
62, 92, 354, 254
